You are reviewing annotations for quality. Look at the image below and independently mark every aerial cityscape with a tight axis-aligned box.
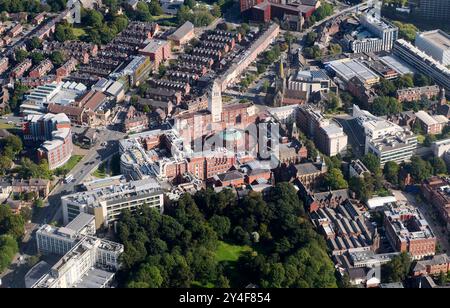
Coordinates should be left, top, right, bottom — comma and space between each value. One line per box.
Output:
0, 0, 449, 291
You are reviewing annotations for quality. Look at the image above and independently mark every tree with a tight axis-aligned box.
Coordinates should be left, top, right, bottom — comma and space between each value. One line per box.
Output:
305, 32, 317, 46
312, 2, 333, 21
375, 78, 396, 96
362, 153, 381, 174
329, 43, 342, 56
148, 0, 163, 15
142, 105, 150, 113
0, 235, 19, 273
431, 157, 447, 175
20, 206, 32, 222
408, 156, 433, 182
15, 49, 29, 63
84, 9, 104, 28
131, 264, 163, 288
284, 31, 294, 46
28, 37, 42, 50
30, 52, 45, 65
326, 93, 341, 112
384, 161, 400, 185
424, 134, 437, 147
34, 198, 44, 208
371, 96, 402, 116
382, 252, 411, 283
209, 215, 230, 240
261, 80, 270, 93
395, 74, 414, 89
184, 0, 196, 9
324, 168, 348, 190
54, 23, 76, 42
414, 73, 431, 87
349, 173, 374, 202
0, 206, 25, 240
47, 0, 67, 12
4, 135, 22, 156
393, 21, 418, 42
340, 91, 355, 109
0, 156, 12, 175
50, 51, 65, 66
211, 3, 221, 17
303, 45, 322, 59
158, 64, 166, 77
112, 15, 129, 33
438, 271, 447, 286
216, 275, 230, 288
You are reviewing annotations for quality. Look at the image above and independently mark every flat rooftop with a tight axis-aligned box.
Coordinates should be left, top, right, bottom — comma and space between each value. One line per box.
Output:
419, 30, 450, 51
72, 267, 115, 288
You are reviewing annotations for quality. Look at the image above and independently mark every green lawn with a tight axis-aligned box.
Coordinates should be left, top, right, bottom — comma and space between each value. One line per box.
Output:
54, 155, 84, 176
93, 162, 107, 178
72, 27, 86, 38
417, 134, 425, 144
151, 14, 173, 21
215, 241, 252, 263
0, 123, 14, 129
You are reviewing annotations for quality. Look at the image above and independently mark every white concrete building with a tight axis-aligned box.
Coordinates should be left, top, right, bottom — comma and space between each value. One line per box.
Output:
353, 105, 418, 166
32, 213, 123, 288
61, 176, 164, 229
415, 30, 450, 66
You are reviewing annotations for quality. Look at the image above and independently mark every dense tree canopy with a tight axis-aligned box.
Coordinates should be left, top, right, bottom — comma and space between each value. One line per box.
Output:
0, 235, 19, 273
324, 168, 348, 190
370, 96, 402, 116
382, 252, 412, 283
118, 183, 337, 288
0, 206, 25, 240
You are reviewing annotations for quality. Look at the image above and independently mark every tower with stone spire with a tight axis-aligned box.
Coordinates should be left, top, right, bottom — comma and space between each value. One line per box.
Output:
291, 122, 300, 140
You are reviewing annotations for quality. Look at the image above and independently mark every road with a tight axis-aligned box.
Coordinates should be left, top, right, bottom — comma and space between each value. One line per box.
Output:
0, 124, 126, 288
298, 0, 371, 39
37, 128, 126, 225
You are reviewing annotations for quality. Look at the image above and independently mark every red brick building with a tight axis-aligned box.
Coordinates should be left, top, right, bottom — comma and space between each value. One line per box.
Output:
23, 113, 73, 170
56, 58, 78, 79
412, 254, 450, 277
421, 177, 450, 231
29, 59, 54, 78
384, 203, 437, 260
213, 170, 246, 187
139, 39, 172, 69
397, 85, 440, 103
9, 24, 23, 38
10, 59, 32, 78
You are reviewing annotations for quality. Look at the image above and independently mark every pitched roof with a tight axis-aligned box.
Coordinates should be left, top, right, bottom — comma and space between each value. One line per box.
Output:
217, 170, 244, 183
169, 21, 194, 41
294, 162, 320, 175
413, 254, 450, 273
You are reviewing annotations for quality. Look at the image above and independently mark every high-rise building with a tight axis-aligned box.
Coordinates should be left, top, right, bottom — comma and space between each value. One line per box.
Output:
410, 0, 450, 22
347, 9, 398, 53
